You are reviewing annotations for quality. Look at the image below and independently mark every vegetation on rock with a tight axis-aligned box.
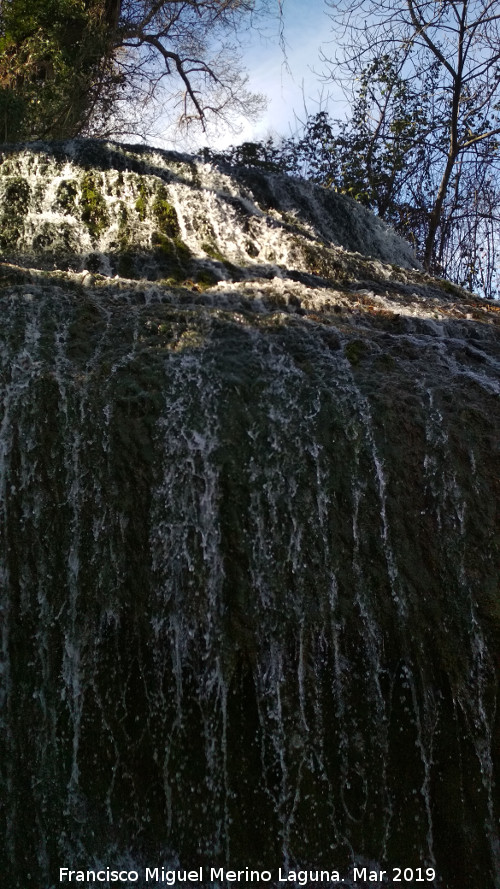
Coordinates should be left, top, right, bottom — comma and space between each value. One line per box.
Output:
0, 0, 115, 141
0, 0, 272, 142
80, 172, 109, 239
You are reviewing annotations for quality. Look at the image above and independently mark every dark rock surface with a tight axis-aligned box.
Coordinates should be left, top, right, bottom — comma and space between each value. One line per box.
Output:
0, 141, 499, 889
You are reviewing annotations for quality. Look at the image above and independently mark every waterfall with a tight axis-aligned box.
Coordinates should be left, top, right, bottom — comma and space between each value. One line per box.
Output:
0, 140, 499, 889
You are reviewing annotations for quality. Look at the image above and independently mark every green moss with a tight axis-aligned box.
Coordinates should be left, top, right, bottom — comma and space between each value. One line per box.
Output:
263, 292, 287, 310
113, 171, 124, 196
135, 179, 149, 221
117, 251, 136, 278
302, 241, 351, 283
0, 265, 32, 287
438, 278, 464, 297
32, 221, 73, 254
153, 185, 180, 237
66, 299, 106, 361
168, 328, 206, 351
159, 276, 183, 288
54, 180, 78, 215
191, 211, 216, 243
0, 176, 31, 250
148, 183, 188, 280
177, 159, 201, 188
375, 352, 396, 371
4, 176, 30, 212
200, 241, 242, 280
195, 269, 219, 289
202, 241, 226, 263
114, 203, 136, 276
152, 231, 192, 282
344, 339, 368, 365
153, 231, 190, 261
80, 172, 109, 240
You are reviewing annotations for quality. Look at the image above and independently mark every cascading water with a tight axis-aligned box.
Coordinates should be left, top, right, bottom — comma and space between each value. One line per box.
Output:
0, 141, 499, 889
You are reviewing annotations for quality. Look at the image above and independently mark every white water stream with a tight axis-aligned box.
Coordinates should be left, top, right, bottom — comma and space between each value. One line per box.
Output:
0, 141, 499, 889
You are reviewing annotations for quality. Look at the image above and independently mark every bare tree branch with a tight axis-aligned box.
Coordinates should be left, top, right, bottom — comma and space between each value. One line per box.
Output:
322, 0, 500, 278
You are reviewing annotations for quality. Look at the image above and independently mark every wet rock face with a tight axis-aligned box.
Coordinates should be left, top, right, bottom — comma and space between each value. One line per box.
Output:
0, 141, 500, 889
0, 139, 419, 283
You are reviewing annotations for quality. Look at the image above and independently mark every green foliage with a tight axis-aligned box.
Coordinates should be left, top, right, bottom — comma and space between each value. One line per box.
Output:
220, 44, 498, 296
217, 140, 286, 173
218, 51, 432, 224
0, 0, 112, 141
251, 56, 434, 232
0, 1, 269, 143
320, 0, 500, 295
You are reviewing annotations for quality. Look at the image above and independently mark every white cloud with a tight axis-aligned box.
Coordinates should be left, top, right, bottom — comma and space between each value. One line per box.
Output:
156, 0, 345, 152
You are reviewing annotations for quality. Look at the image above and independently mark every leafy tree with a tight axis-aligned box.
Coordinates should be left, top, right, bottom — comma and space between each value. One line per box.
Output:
322, 0, 500, 276
219, 3, 500, 294
218, 56, 500, 297
219, 56, 436, 240
0, 0, 116, 141
0, 0, 274, 143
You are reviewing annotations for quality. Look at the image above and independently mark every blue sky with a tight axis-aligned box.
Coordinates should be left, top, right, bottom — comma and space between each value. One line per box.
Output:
160, 0, 341, 151
219, 0, 334, 147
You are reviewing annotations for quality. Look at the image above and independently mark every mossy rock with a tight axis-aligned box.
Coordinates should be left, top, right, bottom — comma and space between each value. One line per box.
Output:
0, 176, 31, 250
202, 241, 226, 263
438, 278, 465, 297
152, 231, 192, 281
374, 352, 396, 372
32, 222, 77, 255
195, 268, 220, 289
302, 241, 351, 282
54, 180, 79, 215
117, 250, 137, 278
153, 184, 180, 237
344, 338, 369, 365
80, 172, 109, 239
135, 179, 150, 221
4, 176, 30, 212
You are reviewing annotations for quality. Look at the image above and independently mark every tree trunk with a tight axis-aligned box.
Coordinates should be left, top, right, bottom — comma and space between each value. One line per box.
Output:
423, 151, 458, 271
